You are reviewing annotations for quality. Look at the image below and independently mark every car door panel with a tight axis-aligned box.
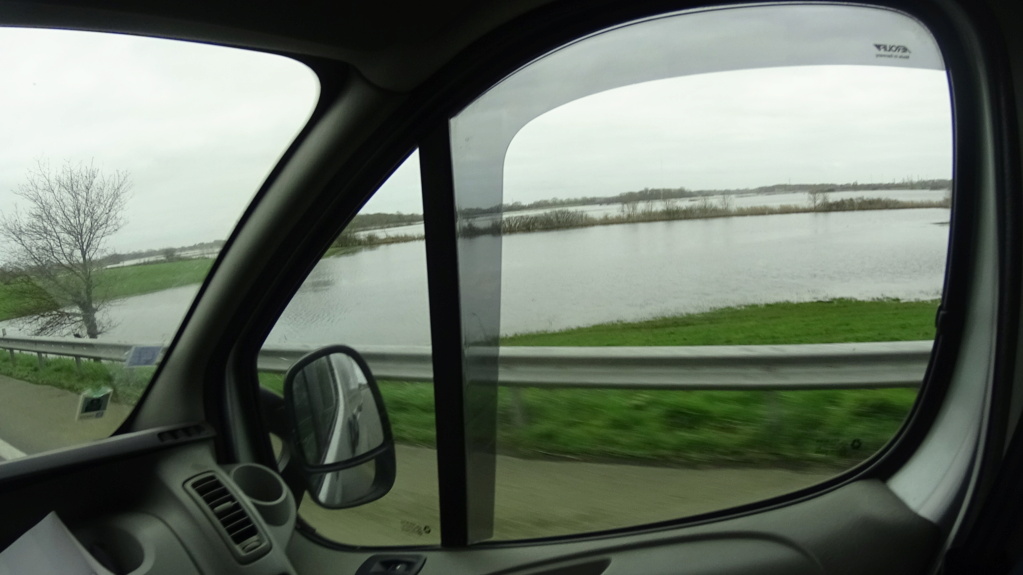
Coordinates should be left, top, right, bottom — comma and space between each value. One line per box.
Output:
289, 480, 937, 575
0, 438, 937, 575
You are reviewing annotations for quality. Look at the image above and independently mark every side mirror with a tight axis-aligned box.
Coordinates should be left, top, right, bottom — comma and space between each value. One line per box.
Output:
283, 345, 396, 509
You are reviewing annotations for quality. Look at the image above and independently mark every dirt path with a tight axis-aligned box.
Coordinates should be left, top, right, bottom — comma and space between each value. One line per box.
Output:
299, 444, 836, 545
0, 374, 132, 457
0, 375, 836, 545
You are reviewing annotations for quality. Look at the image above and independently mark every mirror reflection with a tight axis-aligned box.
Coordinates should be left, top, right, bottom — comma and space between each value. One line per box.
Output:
290, 352, 386, 467
308, 460, 379, 509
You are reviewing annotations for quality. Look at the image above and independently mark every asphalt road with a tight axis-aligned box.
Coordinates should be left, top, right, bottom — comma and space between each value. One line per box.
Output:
0, 374, 131, 458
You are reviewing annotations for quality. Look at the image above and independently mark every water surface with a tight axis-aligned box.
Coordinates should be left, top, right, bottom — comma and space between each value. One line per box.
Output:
2, 207, 949, 347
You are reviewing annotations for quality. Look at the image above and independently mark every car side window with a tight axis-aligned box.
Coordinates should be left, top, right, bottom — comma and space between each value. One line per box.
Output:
267, 3, 955, 547
448, 4, 952, 540
261, 151, 441, 546
0, 28, 316, 458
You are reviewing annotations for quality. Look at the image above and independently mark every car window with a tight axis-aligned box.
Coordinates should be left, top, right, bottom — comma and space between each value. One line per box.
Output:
0, 28, 317, 457
258, 3, 955, 548
448, 4, 951, 540
261, 151, 441, 546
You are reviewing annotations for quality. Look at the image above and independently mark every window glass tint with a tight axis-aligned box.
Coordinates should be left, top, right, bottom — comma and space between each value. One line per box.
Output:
0, 29, 316, 457
262, 151, 440, 546
449, 5, 951, 540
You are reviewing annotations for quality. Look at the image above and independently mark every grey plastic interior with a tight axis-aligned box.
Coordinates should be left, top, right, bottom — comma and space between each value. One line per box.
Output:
0, 439, 298, 575
0, 433, 938, 575
290, 479, 939, 575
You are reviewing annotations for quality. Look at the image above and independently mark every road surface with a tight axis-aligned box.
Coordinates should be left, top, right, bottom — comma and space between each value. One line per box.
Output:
0, 374, 131, 458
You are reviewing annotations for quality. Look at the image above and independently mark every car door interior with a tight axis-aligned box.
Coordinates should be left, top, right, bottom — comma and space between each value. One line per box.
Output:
0, 0, 1020, 574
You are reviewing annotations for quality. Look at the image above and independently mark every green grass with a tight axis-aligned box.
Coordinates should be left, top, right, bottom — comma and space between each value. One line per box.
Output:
94, 259, 213, 300
290, 379, 913, 468
0, 258, 213, 322
1, 269, 933, 467
492, 387, 914, 467
0, 351, 152, 404
0, 281, 53, 322
502, 299, 938, 346
0, 297, 931, 467
257, 298, 933, 468
259, 372, 285, 395
493, 299, 934, 465
0, 285, 18, 318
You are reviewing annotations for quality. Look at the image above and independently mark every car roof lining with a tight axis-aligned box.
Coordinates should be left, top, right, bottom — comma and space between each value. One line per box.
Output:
0, 0, 554, 91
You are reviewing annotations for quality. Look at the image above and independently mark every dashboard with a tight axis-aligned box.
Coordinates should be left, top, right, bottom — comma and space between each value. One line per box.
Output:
0, 425, 298, 575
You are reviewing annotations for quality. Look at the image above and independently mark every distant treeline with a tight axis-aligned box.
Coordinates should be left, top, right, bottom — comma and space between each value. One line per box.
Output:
100, 214, 423, 267
106, 179, 951, 263
460, 195, 951, 238
348, 212, 423, 230
330, 228, 422, 251
316, 190, 950, 255
460, 178, 952, 216
102, 213, 421, 266
733, 179, 952, 195
103, 239, 225, 266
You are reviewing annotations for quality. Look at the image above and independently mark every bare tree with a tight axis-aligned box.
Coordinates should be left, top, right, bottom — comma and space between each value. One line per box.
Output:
620, 199, 640, 218
717, 194, 735, 212
807, 189, 832, 211
0, 160, 131, 338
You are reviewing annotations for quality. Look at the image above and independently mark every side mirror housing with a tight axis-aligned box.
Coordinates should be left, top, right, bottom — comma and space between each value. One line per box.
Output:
283, 345, 396, 508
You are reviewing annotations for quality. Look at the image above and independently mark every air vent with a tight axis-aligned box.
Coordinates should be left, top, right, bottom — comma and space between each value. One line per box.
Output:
186, 473, 269, 562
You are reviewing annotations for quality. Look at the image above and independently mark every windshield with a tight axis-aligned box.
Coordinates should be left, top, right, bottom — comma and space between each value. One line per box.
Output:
0, 28, 318, 455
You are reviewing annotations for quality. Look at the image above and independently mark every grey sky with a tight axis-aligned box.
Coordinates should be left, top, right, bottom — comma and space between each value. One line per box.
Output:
368, 65, 951, 213
0, 28, 318, 255
503, 66, 951, 201
0, 15, 952, 253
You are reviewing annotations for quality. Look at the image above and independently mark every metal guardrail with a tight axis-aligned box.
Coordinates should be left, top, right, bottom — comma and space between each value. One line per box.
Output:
0, 336, 932, 390
0, 336, 133, 363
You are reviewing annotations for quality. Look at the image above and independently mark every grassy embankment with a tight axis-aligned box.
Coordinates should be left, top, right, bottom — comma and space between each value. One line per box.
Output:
323, 230, 422, 258
97, 258, 214, 299
257, 298, 938, 468
0, 259, 212, 401
0, 258, 213, 322
1, 298, 935, 466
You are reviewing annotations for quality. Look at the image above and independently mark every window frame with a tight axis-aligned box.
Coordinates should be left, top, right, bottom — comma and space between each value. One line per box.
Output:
223, 0, 1012, 552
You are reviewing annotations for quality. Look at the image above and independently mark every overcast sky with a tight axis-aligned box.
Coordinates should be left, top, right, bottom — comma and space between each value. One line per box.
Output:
0, 28, 318, 255
369, 65, 951, 213
0, 27, 951, 254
